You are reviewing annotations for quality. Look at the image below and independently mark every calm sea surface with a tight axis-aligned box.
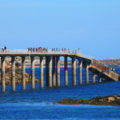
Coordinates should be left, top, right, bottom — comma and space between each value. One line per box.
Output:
0, 66, 120, 120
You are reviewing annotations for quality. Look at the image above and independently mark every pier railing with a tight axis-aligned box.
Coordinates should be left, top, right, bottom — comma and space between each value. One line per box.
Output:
91, 59, 119, 81
0, 49, 93, 60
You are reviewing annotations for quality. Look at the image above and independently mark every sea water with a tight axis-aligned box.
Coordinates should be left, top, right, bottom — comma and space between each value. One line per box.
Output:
0, 67, 120, 119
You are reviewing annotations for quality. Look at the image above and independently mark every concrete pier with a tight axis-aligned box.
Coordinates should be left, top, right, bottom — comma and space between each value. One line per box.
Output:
11, 57, 16, 91
1, 57, 5, 92
31, 57, 35, 89
79, 60, 82, 85
49, 56, 52, 88
40, 57, 44, 88
52, 56, 56, 87
98, 75, 102, 83
86, 64, 89, 84
64, 56, 68, 86
46, 56, 52, 88
56, 57, 60, 87
92, 70, 96, 84
0, 50, 119, 93
72, 57, 76, 86
46, 57, 49, 87
22, 57, 26, 90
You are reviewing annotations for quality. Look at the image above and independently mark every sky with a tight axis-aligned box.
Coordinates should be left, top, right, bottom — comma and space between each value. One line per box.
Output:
0, 0, 120, 59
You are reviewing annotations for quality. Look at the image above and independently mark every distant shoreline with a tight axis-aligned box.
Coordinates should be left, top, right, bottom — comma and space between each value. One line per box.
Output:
55, 95, 120, 106
98, 59, 120, 67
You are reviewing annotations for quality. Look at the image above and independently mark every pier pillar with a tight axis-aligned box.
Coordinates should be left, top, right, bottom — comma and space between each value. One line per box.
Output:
46, 57, 49, 87
40, 57, 44, 88
49, 56, 52, 88
86, 64, 89, 84
31, 57, 35, 89
92, 70, 96, 84
64, 56, 68, 86
22, 57, 26, 90
52, 56, 56, 87
11, 57, 16, 91
98, 75, 102, 83
79, 60, 82, 85
72, 57, 76, 86
1, 57, 5, 92
56, 56, 60, 87
46, 56, 52, 88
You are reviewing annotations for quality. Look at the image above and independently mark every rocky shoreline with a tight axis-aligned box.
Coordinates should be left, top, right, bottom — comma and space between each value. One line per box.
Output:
56, 95, 120, 106
0, 59, 39, 85
98, 59, 120, 67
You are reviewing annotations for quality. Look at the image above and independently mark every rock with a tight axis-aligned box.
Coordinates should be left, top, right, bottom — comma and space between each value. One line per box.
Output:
116, 97, 120, 100
56, 95, 120, 106
98, 98, 104, 102
107, 97, 115, 102
0, 60, 39, 85
75, 100, 82, 104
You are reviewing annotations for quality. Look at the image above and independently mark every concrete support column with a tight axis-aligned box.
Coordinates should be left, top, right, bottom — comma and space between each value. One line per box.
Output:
11, 57, 16, 91
40, 57, 44, 88
79, 60, 82, 85
92, 70, 96, 84
72, 57, 76, 86
56, 56, 60, 87
22, 57, 26, 90
98, 75, 102, 83
46, 56, 52, 88
49, 56, 52, 88
31, 57, 35, 89
52, 56, 56, 87
1, 57, 5, 92
46, 57, 49, 87
86, 64, 89, 84
64, 56, 68, 86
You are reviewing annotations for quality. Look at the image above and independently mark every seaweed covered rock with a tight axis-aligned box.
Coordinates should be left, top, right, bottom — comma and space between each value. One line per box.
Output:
56, 95, 120, 106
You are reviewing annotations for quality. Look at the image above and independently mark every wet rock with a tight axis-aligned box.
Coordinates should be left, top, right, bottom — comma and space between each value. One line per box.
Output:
107, 97, 115, 102
56, 95, 120, 106
116, 97, 120, 100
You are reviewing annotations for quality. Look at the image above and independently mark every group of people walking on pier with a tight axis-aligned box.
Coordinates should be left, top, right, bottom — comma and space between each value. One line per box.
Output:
27, 47, 48, 53
27, 47, 80, 54
51, 48, 80, 53
51, 48, 70, 53
0, 46, 80, 54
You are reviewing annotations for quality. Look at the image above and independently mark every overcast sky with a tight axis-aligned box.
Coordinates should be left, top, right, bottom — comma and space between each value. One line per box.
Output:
0, 0, 120, 59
